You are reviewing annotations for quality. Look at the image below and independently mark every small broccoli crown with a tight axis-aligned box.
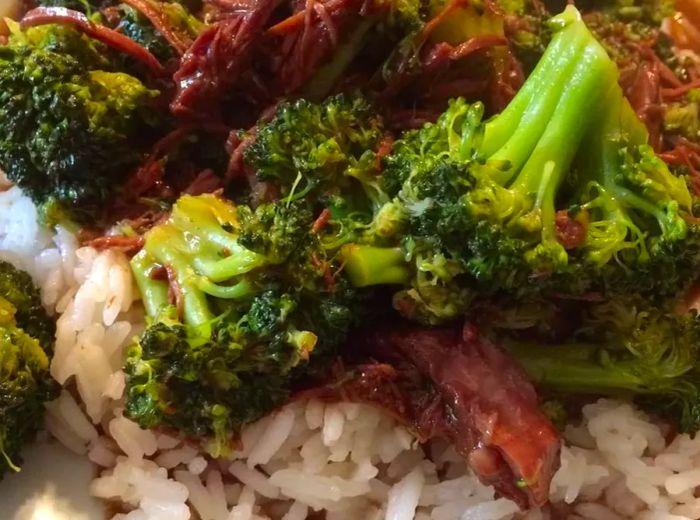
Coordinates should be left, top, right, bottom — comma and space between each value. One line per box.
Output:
237, 201, 316, 266
0, 265, 57, 477
126, 193, 365, 449
393, 236, 473, 325
664, 89, 700, 142
124, 306, 293, 456
0, 23, 162, 223
244, 94, 385, 207
382, 98, 480, 255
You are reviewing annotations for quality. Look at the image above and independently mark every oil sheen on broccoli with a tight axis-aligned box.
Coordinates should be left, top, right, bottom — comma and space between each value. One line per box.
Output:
0, 261, 57, 477
0, 22, 162, 224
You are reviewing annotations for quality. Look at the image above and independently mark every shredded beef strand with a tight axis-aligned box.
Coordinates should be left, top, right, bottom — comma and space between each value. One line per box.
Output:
661, 77, 700, 99
86, 235, 145, 255
660, 140, 700, 196
623, 59, 664, 150
184, 169, 224, 195
555, 209, 587, 250
127, 123, 229, 196
21, 7, 165, 75
171, 0, 279, 117
273, 0, 367, 94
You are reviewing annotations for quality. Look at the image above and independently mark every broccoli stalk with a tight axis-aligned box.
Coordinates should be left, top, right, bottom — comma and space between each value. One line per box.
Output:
135, 195, 264, 326
465, 7, 618, 273
501, 299, 700, 432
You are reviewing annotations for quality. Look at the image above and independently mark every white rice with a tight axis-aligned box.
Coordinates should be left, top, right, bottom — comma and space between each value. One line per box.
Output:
6, 185, 700, 519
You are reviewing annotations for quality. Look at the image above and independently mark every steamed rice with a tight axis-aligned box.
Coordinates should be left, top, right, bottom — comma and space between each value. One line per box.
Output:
5, 186, 700, 519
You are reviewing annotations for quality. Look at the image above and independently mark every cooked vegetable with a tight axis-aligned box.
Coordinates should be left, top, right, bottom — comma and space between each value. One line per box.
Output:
0, 22, 162, 224
501, 297, 700, 433
243, 94, 386, 209
0, 262, 57, 477
235, 6, 700, 327
379, 5, 700, 321
126, 194, 364, 454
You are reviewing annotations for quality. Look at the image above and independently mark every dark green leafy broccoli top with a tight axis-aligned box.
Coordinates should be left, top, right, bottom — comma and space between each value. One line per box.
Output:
0, 23, 162, 224
0, 262, 57, 478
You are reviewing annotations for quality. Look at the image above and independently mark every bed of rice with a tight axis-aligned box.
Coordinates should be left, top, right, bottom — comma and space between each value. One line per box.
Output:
5, 186, 700, 520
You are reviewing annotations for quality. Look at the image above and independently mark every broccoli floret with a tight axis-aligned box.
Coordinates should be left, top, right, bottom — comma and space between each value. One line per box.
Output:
664, 89, 700, 142
0, 262, 55, 348
0, 264, 57, 477
383, 6, 700, 310
240, 6, 700, 325
245, 93, 464, 321
127, 193, 365, 452
244, 94, 387, 211
503, 297, 700, 432
0, 22, 163, 224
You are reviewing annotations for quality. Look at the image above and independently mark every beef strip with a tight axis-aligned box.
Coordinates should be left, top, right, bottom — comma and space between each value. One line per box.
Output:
304, 322, 560, 508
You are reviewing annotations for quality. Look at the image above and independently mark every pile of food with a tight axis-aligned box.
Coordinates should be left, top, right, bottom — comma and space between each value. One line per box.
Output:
2, 0, 700, 518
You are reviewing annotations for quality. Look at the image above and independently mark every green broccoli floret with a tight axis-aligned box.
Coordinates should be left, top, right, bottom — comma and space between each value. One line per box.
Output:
240, 6, 699, 325
127, 193, 365, 453
116, 1, 204, 62
244, 94, 387, 211
0, 263, 57, 477
383, 5, 700, 308
0, 22, 163, 224
244, 93, 458, 321
502, 297, 700, 432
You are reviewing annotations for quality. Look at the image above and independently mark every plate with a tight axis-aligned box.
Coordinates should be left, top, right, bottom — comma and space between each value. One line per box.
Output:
0, 440, 103, 520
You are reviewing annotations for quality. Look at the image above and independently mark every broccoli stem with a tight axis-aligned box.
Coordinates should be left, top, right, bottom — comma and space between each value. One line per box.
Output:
144, 225, 214, 326
481, 7, 589, 160
170, 194, 242, 253
340, 244, 411, 287
169, 195, 267, 282
507, 341, 666, 395
511, 43, 615, 196
131, 250, 169, 318
193, 247, 267, 283
509, 42, 617, 254
195, 277, 256, 300
486, 35, 589, 181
